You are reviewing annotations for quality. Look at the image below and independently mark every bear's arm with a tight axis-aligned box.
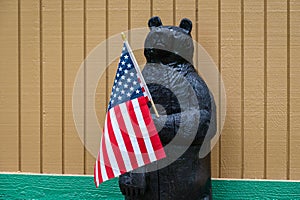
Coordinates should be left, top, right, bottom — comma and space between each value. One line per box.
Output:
152, 107, 210, 146
150, 70, 213, 145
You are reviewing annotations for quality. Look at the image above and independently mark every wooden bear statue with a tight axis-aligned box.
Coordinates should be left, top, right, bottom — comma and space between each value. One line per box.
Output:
119, 16, 216, 200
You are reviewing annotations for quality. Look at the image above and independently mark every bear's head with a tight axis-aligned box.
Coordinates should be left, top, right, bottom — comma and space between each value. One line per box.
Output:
144, 16, 194, 65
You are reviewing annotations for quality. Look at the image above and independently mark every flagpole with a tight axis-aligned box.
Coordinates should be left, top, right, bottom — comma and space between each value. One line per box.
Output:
121, 32, 160, 118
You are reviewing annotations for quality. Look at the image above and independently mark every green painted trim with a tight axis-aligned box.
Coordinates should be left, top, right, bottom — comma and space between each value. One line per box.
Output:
0, 173, 299, 199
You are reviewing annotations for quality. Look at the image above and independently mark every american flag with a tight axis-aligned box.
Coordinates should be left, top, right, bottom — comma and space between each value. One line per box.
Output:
94, 41, 166, 187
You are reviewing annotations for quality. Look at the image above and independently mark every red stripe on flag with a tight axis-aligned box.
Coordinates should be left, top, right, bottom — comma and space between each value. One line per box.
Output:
127, 100, 151, 164
106, 111, 127, 174
101, 131, 115, 179
97, 153, 103, 184
114, 105, 139, 169
94, 153, 103, 186
138, 97, 166, 160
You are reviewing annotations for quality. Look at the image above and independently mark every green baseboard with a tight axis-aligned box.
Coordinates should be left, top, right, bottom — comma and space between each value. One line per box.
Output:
0, 173, 299, 199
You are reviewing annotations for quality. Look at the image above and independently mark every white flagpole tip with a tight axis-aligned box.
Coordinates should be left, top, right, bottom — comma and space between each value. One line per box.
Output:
121, 32, 127, 41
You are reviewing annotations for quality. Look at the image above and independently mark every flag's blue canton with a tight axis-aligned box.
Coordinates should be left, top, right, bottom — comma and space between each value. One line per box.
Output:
108, 43, 144, 110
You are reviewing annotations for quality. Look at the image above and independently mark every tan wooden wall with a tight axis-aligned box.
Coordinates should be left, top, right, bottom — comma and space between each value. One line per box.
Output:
0, 0, 299, 180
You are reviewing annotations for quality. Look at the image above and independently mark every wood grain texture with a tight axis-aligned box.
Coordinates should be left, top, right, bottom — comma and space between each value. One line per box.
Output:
220, 0, 242, 178
0, 0, 19, 171
1, 174, 300, 199
130, 0, 151, 73
63, 0, 84, 174
86, 0, 107, 127
198, 0, 220, 178
266, 0, 288, 179
85, 0, 107, 175
290, 0, 300, 180
131, 0, 151, 29
1, 0, 300, 180
152, 0, 174, 25
42, 0, 63, 173
243, 0, 264, 178
107, 0, 129, 80
175, 0, 196, 37
212, 179, 300, 199
107, 0, 129, 105
20, 0, 41, 173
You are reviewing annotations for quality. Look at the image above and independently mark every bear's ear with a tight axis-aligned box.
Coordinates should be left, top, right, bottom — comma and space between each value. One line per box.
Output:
148, 16, 163, 28
179, 18, 192, 34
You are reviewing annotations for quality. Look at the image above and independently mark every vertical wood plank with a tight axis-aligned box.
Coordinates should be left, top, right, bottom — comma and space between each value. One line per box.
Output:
152, 0, 174, 25
130, 0, 151, 70
107, 0, 129, 101
289, 0, 300, 180
220, 0, 242, 178
42, 0, 63, 173
243, 0, 265, 178
86, 0, 106, 53
266, 0, 288, 179
131, 0, 150, 28
64, 0, 84, 174
175, 0, 196, 37
86, 0, 106, 55
20, 0, 41, 173
0, 0, 19, 171
85, 0, 107, 175
198, 0, 220, 178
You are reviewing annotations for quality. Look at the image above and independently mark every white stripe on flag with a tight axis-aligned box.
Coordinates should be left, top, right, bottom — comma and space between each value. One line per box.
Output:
119, 103, 145, 166
95, 153, 99, 186
110, 108, 133, 171
104, 116, 121, 177
99, 136, 108, 182
132, 98, 157, 162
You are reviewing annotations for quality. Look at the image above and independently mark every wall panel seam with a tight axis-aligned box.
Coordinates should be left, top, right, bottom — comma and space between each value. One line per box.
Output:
286, 0, 291, 180
39, 0, 44, 174
150, 0, 153, 17
128, 0, 131, 42
61, 0, 65, 174
241, 0, 245, 179
105, 0, 109, 109
263, 0, 267, 179
218, 0, 222, 179
18, 0, 22, 172
195, 0, 199, 74
173, 0, 176, 25
83, 0, 87, 175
